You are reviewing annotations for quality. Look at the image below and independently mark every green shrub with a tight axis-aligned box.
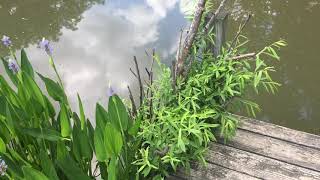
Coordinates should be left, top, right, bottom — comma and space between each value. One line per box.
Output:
133, 21, 286, 180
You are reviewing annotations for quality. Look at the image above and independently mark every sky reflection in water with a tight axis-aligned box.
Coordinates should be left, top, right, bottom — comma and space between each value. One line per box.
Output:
0, 0, 320, 133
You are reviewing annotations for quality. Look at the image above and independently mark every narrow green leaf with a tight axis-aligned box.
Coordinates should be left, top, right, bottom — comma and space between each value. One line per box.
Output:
77, 94, 86, 130
177, 129, 186, 152
21, 49, 34, 79
22, 166, 49, 180
104, 124, 123, 156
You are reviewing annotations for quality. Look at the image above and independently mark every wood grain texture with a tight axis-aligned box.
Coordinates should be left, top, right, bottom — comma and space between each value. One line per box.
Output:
208, 143, 320, 180
169, 163, 259, 180
224, 129, 320, 172
237, 115, 320, 150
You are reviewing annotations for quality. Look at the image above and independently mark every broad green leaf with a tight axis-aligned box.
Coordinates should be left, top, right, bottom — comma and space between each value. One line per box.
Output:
0, 154, 23, 179
0, 137, 6, 153
22, 166, 49, 180
94, 127, 107, 161
0, 75, 20, 106
1, 57, 19, 86
38, 73, 66, 102
57, 155, 91, 180
0, 121, 11, 143
77, 94, 86, 130
108, 95, 128, 131
108, 156, 118, 180
39, 150, 59, 180
99, 162, 108, 180
44, 96, 56, 118
95, 103, 108, 128
72, 123, 92, 161
59, 103, 71, 137
56, 141, 68, 160
87, 120, 95, 150
17, 81, 31, 106
21, 128, 64, 141
5, 102, 16, 136
22, 72, 45, 107
0, 96, 6, 116
104, 124, 123, 156
21, 49, 34, 79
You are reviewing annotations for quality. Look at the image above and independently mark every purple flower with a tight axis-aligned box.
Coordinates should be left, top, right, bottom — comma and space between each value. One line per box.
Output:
39, 38, 53, 56
107, 86, 115, 98
0, 158, 7, 176
8, 59, 19, 74
2, 35, 11, 47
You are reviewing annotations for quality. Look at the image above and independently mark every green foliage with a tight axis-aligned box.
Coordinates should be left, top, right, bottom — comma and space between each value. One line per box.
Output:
0, 4, 286, 179
0, 48, 139, 180
133, 16, 286, 179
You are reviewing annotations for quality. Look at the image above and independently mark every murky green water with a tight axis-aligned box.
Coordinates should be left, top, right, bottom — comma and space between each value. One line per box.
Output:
0, 0, 319, 134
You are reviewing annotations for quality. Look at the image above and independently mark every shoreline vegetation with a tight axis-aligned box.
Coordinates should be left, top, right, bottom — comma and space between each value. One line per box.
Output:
0, 0, 286, 179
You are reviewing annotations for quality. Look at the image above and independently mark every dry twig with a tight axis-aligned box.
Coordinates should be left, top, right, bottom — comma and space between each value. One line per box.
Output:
133, 56, 144, 105
127, 86, 137, 117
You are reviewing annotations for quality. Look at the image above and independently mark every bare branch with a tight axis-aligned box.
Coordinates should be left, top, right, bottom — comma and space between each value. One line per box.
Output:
227, 14, 252, 53
133, 56, 144, 105
176, 0, 207, 76
171, 60, 177, 93
130, 68, 138, 78
176, 28, 184, 62
203, 0, 228, 34
127, 86, 137, 117
230, 53, 256, 60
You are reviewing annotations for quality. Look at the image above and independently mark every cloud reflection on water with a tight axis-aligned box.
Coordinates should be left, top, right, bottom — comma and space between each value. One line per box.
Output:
22, 0, 186, 121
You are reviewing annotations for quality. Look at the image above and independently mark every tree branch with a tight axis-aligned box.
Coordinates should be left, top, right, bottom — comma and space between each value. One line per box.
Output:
176, 0, 207, 76
133, 56, 144, 105
127, 86, 137, 117
230, 52, 256, 60
203, 0, 228, 34
227, 14, 252, 53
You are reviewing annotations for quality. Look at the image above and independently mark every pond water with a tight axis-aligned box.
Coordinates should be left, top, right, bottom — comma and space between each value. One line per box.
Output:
0, 0, 319, 134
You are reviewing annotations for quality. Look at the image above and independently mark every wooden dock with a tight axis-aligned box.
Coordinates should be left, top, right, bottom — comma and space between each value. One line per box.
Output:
171, 116, 320, 180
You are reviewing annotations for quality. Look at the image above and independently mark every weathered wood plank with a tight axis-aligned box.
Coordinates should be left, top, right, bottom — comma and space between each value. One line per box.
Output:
169, 163, 259, 180
223, 129, 320, 172
236, 115, 320, 150
208, 143, 320, 180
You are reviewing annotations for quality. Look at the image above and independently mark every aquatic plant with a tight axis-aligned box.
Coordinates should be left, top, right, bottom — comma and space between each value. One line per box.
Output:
0, 37, 141, 180
1, 36, 11, 47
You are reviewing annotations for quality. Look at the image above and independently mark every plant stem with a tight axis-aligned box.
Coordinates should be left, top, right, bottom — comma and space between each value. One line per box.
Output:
49, 56, 64, 90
